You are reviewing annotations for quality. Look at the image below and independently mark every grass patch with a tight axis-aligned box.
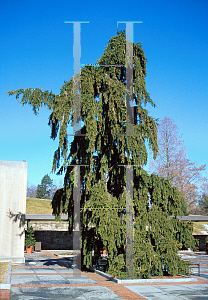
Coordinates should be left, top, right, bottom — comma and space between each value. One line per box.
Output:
26, 198, 53, 214
192, 222, 208, 235
0, 262, 9, 284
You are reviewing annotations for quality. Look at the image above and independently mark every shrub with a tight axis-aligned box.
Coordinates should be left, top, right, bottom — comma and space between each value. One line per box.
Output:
25, 226, 36, 247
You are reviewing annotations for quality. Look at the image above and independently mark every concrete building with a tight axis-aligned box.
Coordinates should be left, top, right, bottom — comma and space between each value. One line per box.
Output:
0, 161, 27, 263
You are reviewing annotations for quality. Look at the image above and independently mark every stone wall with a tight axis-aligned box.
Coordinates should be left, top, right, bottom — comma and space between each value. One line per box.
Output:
28, 222, 207, 251
30, 222, 69, 231
34, 231, 73, 250
29, 222, 73, 250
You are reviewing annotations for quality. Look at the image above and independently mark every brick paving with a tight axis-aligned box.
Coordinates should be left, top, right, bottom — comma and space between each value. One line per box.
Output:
1, 251, 208, 299
0, 289, 10, 300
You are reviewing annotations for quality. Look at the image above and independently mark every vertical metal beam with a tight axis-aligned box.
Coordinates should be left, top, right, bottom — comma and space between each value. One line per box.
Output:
65, 21, 89, 276
117, 21, 142, 278
73, 165, 81, 275
64, 21, 89, 136
72, 22, 81, 135
117, 21, 142, 137
126, 165, 134, 278
126, 22, 134, 136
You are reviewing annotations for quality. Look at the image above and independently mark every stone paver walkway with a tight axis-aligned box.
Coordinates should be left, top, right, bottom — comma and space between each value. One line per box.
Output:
9, 251, 145, 300
1, 251, 208, 299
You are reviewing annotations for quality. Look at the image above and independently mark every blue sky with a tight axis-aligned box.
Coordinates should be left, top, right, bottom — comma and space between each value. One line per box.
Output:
1, 0, 208, 186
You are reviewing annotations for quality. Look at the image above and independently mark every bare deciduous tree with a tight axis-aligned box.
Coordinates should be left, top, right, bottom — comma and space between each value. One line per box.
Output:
150, 116, 206, 213
198, 180, 208, 215
27, 182, 37, 198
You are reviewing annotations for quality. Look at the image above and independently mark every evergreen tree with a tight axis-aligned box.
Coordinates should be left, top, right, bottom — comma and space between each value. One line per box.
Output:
36, 174, 53, 199
9, 30, 195, 278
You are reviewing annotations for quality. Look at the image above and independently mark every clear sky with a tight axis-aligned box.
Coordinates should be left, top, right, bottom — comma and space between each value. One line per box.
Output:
1, 0, 208, 186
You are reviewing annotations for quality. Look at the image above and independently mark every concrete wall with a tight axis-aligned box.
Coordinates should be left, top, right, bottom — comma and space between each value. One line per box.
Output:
0, 161, 27, 263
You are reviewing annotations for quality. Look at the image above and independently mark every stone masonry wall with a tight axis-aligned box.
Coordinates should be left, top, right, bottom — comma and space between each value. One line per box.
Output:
30, 222, 69, 231
29, 222, 73, 250
28, 222, 207, 251
34, 231, 73, 250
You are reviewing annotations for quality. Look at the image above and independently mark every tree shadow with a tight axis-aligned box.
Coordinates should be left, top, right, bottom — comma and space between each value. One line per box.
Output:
7, 209, 25, 237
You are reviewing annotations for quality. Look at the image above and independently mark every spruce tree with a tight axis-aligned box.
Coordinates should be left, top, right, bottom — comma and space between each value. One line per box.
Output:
8, 30, 195, 278
36, 174, 53, 199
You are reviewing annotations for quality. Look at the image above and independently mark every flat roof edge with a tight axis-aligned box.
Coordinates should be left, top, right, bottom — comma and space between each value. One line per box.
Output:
25, 214, 68, 220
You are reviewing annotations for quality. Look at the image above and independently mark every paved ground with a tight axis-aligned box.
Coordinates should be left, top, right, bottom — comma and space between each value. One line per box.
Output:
1, 251, 208, 300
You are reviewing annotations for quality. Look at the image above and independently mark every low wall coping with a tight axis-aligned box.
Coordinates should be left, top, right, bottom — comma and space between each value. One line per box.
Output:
25, 214, 208, 222
25, 214, 68, 221
178, 216, 208, 222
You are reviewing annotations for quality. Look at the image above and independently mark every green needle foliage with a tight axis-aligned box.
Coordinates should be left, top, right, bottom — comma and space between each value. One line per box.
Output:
9, 30, 195, 278
25, 226, 36, 247
36, 174, 53, 199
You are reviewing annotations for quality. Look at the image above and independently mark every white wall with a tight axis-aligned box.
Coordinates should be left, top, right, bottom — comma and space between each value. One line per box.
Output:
0, 161, 27, 263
